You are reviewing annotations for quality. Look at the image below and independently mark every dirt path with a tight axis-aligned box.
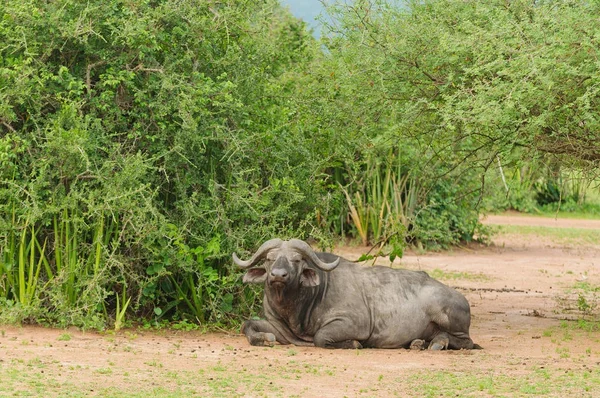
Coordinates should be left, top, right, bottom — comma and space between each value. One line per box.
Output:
2, 214, 600, 397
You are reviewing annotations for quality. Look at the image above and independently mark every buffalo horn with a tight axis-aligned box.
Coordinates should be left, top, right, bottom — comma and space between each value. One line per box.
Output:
287, 239, 340, 271
232, 238, 284, 269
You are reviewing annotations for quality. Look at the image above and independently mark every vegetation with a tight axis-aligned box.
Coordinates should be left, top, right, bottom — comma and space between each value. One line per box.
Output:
0, 0, 326, 329
1, 0, 599, 329
496, 225, 600, 246
408, 367, 600, 397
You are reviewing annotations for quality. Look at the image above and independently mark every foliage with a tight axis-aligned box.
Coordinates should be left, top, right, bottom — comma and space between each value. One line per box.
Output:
2, 0, 600, 329
482, 160, 539, 213
0, 0, 324, 328
483, 160, 600, 214
340, 151, 410, 258
317, 0, 600, 242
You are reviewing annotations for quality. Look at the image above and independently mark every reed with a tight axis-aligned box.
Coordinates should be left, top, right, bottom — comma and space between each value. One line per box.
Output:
53, 209, 80, 304
0, 206, 17, 300
114, 287, 131, 331
18, 222, 48, 306
341, 152, 418, 249
340, 186, 369, 246
0, 215, 48, 309
0, 203, 130, 327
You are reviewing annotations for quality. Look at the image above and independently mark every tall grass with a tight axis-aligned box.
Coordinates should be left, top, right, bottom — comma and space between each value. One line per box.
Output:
0, 207, 129, 329
341, 152, 413, 257
114, 286, 131, 332
18, 222, 47, 307
0, 207, 48, 308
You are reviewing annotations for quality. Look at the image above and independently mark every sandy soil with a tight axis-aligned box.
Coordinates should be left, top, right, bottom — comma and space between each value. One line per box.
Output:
2, 214, 600, 397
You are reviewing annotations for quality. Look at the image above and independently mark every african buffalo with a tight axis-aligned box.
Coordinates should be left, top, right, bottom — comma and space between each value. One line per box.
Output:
233, 238, 479, 350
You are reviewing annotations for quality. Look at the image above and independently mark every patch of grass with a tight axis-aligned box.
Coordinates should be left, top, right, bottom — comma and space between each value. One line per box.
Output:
171, 320, 200, 331
407, 368, 600, 397
26, 357, 44, 368
427, 268, 491, 282
537, 203, 600, 220
578, 293, 597, 314
572, 282, 600, 293
556, 282, 600, 320
211, 363, 227, 372
560, 319, 600, 332
57, 333, 72, 341
144, 360, 162, 368
556, 347, 571, 358
95, 367, 113, 375
497, 225, 600, 245
0, 357, 284, 398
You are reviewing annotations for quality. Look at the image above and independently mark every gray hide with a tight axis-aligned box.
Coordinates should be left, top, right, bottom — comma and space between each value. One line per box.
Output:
233, 239, 479, 350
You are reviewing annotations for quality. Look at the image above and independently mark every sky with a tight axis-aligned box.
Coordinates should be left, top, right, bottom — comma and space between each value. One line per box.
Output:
280, 0, 326, 37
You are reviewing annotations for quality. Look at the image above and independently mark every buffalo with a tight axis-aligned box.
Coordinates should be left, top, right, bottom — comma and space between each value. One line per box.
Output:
233, 238, 480, 350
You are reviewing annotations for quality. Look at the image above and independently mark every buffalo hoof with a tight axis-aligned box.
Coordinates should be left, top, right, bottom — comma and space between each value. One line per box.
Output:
428, 336, 449, 350
248, 332, 276, 347
263, 333, 276, 346
410, 339, 426, 350
351, 340, 363, 349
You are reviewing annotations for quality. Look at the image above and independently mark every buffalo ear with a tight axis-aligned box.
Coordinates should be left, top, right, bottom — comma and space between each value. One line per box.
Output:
243, 268, 267, 284
300, 268, 320, 287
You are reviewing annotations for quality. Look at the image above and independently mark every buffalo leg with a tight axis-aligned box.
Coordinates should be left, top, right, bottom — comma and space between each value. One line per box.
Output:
313, 323, 364, 349
446, 331, 475, 349
410, 339, 426, 350
432, 298, 477, 349
241, 320, 289, 347
428, 333, 450, 350
314, 337, 362, 349
429, 330, 475, 350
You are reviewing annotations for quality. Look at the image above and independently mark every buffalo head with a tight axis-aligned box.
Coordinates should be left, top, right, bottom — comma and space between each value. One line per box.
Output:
232, 239, 340, 289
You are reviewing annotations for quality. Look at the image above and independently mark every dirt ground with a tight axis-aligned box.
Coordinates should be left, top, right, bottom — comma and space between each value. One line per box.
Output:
2, 214, 600, 397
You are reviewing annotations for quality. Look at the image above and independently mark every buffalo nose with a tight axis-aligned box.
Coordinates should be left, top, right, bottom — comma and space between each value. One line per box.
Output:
271, 268, 288, 278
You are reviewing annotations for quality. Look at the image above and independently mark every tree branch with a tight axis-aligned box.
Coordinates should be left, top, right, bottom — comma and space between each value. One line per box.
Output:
1, 120, 16, 133
86, 60, 106, 96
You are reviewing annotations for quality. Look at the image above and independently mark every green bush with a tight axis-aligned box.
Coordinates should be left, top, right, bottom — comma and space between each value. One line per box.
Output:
0, 0, 326, 329
412, 177, 480, 249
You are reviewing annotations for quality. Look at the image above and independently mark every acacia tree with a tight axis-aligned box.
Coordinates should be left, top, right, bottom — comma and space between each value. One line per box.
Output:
300, 0, 600, 244
324, 0, 600, 166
